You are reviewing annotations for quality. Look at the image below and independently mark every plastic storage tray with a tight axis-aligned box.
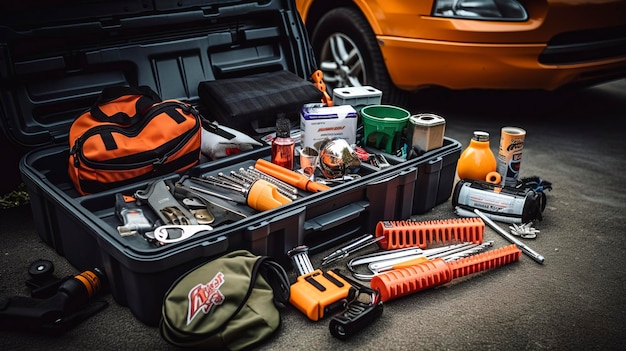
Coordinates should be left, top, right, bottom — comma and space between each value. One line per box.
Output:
20, 137, 460, 326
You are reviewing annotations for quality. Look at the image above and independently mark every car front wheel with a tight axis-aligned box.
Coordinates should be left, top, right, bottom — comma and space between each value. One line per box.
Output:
309, 7, 408, 107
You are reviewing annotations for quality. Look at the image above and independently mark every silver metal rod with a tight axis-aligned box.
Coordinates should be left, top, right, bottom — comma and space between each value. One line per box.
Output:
236, 169, 297, 200
288, 246, 315, 276
321, 234, 382, 266
474, 209, 545, 264
187, 185, 243, 204
245, 167, 299, 195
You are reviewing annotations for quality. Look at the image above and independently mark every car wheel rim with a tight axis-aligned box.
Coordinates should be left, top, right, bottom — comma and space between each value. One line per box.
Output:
319, 33, 366, 91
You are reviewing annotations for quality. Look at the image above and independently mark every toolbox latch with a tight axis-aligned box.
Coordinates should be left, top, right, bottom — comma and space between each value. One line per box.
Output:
303, 201, 369, 232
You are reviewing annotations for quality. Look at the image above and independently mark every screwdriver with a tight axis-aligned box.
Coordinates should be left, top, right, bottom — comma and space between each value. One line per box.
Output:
370, 244, 521, 302
321, 234, 384, 266
191, 176, 291, 211
255, 158, 331, 193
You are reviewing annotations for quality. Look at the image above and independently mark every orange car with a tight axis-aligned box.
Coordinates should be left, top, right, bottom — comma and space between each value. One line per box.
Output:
296, 0, 626, 104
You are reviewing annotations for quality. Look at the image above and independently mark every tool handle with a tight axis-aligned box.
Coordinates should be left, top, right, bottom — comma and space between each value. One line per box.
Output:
328, 269, 383, 340
289, 269, 352, 321
370, 244, 521, 302
370, 257, 452, 302
255, 158, 330, 193
375, 218, 485, 250
246, 179, 292, 211
446, 244, 521, 278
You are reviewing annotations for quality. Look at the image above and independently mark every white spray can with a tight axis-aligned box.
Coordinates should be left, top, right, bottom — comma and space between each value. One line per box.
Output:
496, 127, 526, 187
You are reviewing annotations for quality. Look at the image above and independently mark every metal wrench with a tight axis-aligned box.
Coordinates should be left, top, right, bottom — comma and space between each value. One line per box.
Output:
152, 224, 213, 244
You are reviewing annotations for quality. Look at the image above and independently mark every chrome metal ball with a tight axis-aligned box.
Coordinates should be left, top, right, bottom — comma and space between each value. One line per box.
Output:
318, 139, 361, 179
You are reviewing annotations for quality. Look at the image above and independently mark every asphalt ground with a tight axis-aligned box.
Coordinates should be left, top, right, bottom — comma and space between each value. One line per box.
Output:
1, 78, 625, 350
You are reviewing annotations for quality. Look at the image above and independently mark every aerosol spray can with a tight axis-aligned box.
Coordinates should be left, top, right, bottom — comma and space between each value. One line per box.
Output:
496, 127, 526, 186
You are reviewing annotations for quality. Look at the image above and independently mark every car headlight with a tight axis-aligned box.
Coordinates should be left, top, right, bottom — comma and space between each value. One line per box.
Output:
433, 0, 528, 21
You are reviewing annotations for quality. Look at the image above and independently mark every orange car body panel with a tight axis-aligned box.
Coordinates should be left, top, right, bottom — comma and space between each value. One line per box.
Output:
296, 0, 626, 91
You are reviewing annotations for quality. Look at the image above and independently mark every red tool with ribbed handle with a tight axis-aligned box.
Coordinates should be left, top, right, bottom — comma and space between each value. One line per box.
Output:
370, 244, 521, 302
375, 218, 485, 250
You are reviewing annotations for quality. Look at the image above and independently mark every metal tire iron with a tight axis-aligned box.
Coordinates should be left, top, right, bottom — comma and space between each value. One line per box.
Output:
130, 179, 222, 245
287, 245, 383, 339
474, 208, 545, 264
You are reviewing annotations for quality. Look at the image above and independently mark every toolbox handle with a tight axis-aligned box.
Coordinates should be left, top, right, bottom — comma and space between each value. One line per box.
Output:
426, 156, 444, 171
303, 201, 369, 231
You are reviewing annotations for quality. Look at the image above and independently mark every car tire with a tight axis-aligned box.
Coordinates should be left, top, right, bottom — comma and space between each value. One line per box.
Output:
309, 7, 408, 108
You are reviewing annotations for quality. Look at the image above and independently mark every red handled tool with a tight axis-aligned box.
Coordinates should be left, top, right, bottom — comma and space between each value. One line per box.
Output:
375, 218, 485, 250
370, 244, 521, 302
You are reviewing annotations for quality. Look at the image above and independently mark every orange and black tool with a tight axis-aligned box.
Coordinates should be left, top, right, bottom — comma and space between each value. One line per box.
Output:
375, 218, 485, 250
370, 244, 521, 302
327, 269, 383, 340
0, 265, 108, 335
288, 246, 352, 321
255, 158, 331, 193
288, 245, 384, 339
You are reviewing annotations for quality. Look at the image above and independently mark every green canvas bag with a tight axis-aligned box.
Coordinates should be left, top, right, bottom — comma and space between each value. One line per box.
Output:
160, 250, 290, 350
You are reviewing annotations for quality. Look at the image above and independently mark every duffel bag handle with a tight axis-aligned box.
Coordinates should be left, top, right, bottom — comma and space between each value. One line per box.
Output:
90, 85, 162, 125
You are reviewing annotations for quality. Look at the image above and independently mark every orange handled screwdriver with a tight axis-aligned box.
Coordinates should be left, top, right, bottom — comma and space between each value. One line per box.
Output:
246, 179, 292, 211
370, 244, 521, 302
255, 158, 331, 193
189, 176, 290, 211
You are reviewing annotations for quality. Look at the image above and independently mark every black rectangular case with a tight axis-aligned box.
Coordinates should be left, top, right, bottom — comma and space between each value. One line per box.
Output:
1, 0, 461, 326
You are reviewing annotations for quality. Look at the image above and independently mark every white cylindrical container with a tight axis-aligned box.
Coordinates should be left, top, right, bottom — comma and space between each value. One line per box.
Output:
496, 127, 526, 186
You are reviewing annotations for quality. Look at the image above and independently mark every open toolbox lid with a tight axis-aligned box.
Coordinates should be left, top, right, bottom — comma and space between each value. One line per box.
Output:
0, 0, 316, 150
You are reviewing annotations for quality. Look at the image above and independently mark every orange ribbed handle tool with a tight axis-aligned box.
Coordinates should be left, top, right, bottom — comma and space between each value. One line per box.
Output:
370, 244, 521, 302
375, 218, 485, 250
255, 158, 330, 193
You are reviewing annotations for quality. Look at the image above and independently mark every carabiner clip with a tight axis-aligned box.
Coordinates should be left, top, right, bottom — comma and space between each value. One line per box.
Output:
152, 224, 213, 244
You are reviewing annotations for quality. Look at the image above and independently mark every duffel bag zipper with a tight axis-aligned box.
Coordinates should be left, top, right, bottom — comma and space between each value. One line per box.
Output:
70, 101, 201, 170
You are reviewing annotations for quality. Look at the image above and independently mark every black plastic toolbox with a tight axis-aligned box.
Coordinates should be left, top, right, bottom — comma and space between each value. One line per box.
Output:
1, 1, 461, 326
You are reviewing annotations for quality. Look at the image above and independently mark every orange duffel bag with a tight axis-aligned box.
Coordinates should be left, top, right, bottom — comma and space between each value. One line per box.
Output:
68, 86, 202, 195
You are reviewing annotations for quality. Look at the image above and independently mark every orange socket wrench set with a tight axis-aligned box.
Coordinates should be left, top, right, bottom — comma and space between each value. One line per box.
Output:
286, 216, 526, 339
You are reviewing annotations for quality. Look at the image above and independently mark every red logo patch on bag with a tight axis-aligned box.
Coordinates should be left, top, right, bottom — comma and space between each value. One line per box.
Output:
187, 272, 225, 325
